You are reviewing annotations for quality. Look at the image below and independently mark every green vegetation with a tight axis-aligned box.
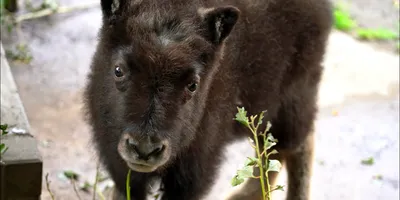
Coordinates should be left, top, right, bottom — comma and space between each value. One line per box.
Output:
333, 2, 399, 42
230, 107, 284, 200
333, 3, 357, 31
46, 173, 56, 200
356, 28, 398, 41
5, 43, 33, 63
361, 157, 375, 166
0, 124, 9, 156
1, 0, 98, 64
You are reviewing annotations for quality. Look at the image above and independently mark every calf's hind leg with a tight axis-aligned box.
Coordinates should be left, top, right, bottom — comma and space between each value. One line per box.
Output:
284, 132, 315, 200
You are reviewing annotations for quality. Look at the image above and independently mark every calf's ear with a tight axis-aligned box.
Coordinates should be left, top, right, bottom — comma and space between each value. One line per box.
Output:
100, 0, 127, 19
198, 6, 240, 45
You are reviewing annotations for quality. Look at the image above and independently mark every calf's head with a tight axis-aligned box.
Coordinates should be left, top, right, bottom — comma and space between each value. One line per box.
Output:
93, 0, 240, 173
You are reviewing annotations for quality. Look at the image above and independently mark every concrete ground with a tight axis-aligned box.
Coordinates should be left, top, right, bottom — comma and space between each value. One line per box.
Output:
1, 0, 399, 199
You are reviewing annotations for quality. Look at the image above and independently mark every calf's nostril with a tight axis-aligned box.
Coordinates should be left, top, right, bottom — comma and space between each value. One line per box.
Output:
149, 145, 165, 156
126, 137, 139, 153
126, 137, 135, 147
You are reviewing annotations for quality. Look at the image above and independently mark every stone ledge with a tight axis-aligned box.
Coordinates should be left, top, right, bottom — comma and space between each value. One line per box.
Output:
1, 42, 43, 200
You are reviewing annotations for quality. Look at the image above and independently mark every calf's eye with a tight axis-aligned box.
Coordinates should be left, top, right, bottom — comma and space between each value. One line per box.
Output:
114, 66, 124, 78
187, 82, 198, 92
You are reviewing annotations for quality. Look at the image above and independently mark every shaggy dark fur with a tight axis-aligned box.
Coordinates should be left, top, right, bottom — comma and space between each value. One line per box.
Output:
83, 0, 333, 199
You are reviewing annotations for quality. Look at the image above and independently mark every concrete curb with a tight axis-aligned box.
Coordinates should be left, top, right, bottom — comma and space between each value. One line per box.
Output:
1, 41, 43, 200
1, 42, 31, 132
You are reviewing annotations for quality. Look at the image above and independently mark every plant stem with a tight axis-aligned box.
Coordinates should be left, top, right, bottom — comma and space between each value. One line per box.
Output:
251, 128, 267, 200
15, 1, 98, 23
96, 190, 106, 200
126, 169, 132, 200
264, 158, 271, 200
262, 129, 271, 200
45, 173, 55, 200
71, 179, 82, 200
93, 161, 100, 200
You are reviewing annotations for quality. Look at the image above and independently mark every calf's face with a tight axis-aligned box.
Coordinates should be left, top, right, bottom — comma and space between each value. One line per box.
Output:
97, 0, 240, 173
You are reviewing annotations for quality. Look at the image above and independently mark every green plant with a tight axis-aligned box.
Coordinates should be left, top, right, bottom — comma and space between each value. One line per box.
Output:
5, 43, 33, 63
92, 162, 106, 200
361, 157, 375, 166
63, 170, 82, 200
356, 28, 398, 40
231, 107, 283, 200
333, 2, 399, 43
333, 2, 356, 31
0, 0, 98, 28
1, 0, 98, 65
0, 124, 9, 156
45, 173, 56, 200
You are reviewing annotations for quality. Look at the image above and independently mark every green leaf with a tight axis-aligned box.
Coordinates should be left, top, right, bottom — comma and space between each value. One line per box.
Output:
237, 166, 254, 179
267, 133, 278, 143
41, 0, 59, 11
231, 175, 245, 186
267, 159, 282, 173
265, 121, 272, 132
264, 133, 278, 150
63, 170, 80, 181
79, 181, 92, 191
244, 157, 258, 167
0, 143, 8, 155
153, 193, 161, 200
0, 124, 8, 135
268, 149, 279, 156
234, 107, 250, 127
257, 110, 267, 125
361, 157, 374, 166
273, 185, 285, 191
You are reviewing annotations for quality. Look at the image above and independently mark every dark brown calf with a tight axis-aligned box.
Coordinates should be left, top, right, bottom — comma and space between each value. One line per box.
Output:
83, 0, 333, 199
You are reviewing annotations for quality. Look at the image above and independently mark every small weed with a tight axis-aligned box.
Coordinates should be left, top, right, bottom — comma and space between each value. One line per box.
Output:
361, 157, 375, 166
43, 161, 109, 200
332, 1, 398, 50
356, 28, 398, 41
5, 44, 33, 64
231, 107, 284, 200
1, 0, 98, 61
333, 2, 356, 32
80, 181, 92, 192
1, 124, 9, 135
0, 124, 9, 156
92, 161, 107, 200
63, 170, 80, 180
45, 173, 56, 200
0, 143, 8, 155
373, 174, 383, 180
63, 170, 82, 200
